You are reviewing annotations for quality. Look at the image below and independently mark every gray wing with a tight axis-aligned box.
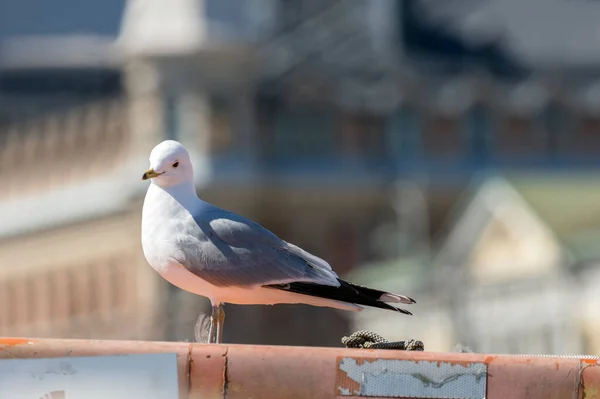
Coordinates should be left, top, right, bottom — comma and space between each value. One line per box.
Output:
174, 207, 340, 288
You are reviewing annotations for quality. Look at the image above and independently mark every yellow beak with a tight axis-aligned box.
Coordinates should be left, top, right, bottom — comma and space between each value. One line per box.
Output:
141, 168, 163, 180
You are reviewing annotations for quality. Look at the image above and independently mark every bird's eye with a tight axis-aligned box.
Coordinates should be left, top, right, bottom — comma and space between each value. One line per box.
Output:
172, 161, 179, 168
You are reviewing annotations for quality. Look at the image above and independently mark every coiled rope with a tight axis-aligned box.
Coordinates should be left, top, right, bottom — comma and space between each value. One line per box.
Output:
342, 330, 424, 351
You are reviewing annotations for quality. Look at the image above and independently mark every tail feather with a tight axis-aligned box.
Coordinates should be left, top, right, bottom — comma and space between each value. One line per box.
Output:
265, 279, 415, 315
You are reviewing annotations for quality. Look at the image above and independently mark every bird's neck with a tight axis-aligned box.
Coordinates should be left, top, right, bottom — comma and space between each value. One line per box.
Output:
150, 180, 201, 213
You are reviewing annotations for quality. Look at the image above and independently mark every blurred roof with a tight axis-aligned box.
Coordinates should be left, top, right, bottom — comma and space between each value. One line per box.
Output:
436, 172, 600, 265
509, 173, 600, 262
441, 172, 600, 265
352, 172, 600, 287
509, 174, 600, 239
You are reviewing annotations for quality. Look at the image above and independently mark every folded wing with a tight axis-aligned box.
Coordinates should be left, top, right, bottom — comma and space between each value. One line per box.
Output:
174, 208, 340, 288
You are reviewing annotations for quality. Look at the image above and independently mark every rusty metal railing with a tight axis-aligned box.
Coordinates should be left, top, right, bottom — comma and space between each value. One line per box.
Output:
0, 337, 598, 399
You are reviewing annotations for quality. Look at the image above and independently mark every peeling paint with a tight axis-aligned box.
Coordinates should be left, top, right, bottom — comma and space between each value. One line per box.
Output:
582, 362, 600, 399
583, 384, 599, 399
336, 361, 362, 396
336, 357, 486, 398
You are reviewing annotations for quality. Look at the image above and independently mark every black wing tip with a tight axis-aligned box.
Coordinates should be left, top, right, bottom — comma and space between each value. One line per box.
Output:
347, 282, 415, 314
404, 297, 417, 304
396, 307, 413, 315
379, 302, 413, 315
379, 293, 417, 305
266, 280, 415, 316
343, 280, 417, 306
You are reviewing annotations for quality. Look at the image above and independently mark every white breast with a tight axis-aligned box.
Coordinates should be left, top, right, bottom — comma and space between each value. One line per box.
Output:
141, 185, 186, 273
141, 184, 220, 297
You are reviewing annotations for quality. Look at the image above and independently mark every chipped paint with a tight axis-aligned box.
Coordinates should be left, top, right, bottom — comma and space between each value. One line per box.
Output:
584, 384, 599, 399
336, 357, 486, 398
337, 363, 362, 396
582, 361, 600, 399
0, 353, 179, 398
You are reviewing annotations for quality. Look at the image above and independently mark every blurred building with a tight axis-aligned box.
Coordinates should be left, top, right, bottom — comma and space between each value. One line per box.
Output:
1, 0, 600, 350
351, 175, 600, 355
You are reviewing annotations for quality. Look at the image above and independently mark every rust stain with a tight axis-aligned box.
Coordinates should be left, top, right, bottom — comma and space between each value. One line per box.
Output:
336, 358, 361, 397
451, 360, 472, 368
555, 362, 559, 370
582, 359, 599, 365
0, 338, 37, 347
485, 355, 497, 364
434, 360, 473, 368
336, 357, 362, 396
350, 357, 376, 366
340, 356, 475, 370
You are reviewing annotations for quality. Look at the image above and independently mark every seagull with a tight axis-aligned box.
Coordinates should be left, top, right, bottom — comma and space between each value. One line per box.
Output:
141, 140, 416, 344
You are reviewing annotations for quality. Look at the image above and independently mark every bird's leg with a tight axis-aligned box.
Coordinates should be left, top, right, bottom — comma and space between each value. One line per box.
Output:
215, 304, 225, 344
208, 305, 220, 344
207, 304, 225, 344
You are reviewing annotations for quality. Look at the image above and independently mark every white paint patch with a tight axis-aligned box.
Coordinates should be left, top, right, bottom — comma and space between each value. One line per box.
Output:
337, 357, 487, 398
0, 353, 179, 399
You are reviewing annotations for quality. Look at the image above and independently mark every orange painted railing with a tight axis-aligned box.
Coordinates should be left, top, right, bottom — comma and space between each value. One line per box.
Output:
0, 338, 598, 399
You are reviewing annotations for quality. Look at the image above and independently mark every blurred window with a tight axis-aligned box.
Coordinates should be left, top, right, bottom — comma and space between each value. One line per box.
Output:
255, 94, 279, 159
272, 105, 334, 159
495, 114, 545, 158
32, 272, 49, 324
14, 277, 29, 326
1, 282, 13, 328
422, 113, 464, 159
465, 104, 492, 161
164, 95, 179, 141
50, 269, 70, 321
568, 115, 600, 157
326, 222, 358, 275
111, 259, 125, 309
388, 105, 420, 160
209, 96, 234, 154
96, 258, 112, 314
337, 113, 386, 158
88, 264, 99, 314
71, 265, 90, 316
540, 102, 571, 157
0, 281, 6, 329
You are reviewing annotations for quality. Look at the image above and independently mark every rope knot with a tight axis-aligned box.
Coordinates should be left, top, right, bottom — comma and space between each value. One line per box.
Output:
342, 330, 424, 351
